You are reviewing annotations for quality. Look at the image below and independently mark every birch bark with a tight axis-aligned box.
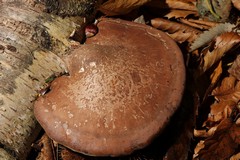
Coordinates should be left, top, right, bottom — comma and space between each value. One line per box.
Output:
0, 0, 97, 159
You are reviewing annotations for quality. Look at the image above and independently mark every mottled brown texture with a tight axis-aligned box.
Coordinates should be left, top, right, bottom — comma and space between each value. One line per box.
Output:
34, 19, 185, 156
228, 55, 240, 80
44, 0, 100, 16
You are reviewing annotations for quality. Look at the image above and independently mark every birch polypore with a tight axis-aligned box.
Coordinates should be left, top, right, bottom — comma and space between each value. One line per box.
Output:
34, 19, 186, 157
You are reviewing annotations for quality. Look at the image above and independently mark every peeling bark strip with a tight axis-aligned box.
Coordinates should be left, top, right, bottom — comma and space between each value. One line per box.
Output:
0, 0, 95, 159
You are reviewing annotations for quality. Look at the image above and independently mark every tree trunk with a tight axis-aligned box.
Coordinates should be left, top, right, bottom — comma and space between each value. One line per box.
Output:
0, 0, 97, 159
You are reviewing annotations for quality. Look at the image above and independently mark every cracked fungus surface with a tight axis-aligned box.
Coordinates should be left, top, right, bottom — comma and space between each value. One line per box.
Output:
34, 19, 185, 156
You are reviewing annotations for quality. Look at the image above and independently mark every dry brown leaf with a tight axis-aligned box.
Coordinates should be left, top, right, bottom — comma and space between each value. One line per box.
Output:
200, 32, 240, 72
35, 134, 54, 160
193, 140, 205, 158
199, 61, 222, 103
212, 76, 240, 103
164, 9, 197, 19
60, 148, 86, 160
169, 32, 196, 44
151, 18, 201, 43
179, 18, 212, 30
236, 117, 240, 125
194, 119, 239, 160
229, 122, 240, 144
197, 0, 232, 22
230, 152, 240, 160
210, 60, 222, 86
188, 19, 218, 29
99, 0, 151, 16
229, 55, 240, 80
232, 0, 240, 11
201, 76, 240, 129
211, 0, 232, 21
190, 23, 236, 51
205, 101, 235, 126
194, 126, 217, 138
147, 0, 197, 11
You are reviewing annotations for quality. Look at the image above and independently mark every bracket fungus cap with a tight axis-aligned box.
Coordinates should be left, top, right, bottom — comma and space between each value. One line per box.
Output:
34, 18, 185, 157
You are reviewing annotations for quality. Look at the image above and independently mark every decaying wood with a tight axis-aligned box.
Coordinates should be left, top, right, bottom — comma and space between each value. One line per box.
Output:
0, 0, 97, 159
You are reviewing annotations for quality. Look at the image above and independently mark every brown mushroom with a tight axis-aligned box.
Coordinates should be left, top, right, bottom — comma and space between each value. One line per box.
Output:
34, 18, 185, 157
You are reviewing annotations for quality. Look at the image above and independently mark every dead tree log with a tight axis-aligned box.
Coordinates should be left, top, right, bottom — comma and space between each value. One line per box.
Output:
0, 0, 98, 159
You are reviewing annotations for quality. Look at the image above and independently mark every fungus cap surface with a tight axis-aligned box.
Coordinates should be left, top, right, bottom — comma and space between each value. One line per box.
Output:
34, 19, 185, 156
